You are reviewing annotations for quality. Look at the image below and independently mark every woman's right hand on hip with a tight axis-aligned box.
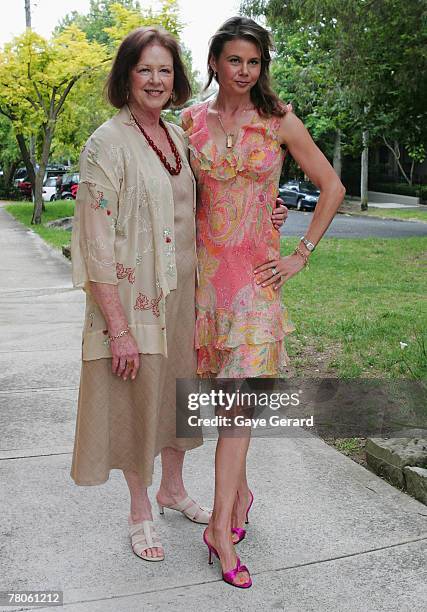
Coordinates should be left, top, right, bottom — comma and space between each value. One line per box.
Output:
110, 333, 140, 381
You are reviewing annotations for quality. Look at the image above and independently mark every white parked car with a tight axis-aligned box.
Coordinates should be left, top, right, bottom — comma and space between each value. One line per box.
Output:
42, 176, 58, 202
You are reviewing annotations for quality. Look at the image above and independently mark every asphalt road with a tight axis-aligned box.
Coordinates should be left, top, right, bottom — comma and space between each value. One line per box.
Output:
281, 210, 427, 238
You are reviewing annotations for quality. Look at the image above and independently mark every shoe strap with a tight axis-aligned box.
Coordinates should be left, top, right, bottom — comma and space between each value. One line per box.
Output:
129, 520, 162, 552
222, 558, 251, 585
171, 496, 211, 521
222, 556, 242, 581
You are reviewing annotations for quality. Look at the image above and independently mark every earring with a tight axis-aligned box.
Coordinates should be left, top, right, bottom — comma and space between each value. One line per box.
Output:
214, 71, 218, 80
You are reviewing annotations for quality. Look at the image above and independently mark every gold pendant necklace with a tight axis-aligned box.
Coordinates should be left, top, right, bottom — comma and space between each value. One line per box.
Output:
217, 112, 234, 148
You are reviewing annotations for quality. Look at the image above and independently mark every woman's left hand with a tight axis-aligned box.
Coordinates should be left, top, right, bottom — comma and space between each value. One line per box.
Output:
254, 253, 306, 290
271, 198, 288, 230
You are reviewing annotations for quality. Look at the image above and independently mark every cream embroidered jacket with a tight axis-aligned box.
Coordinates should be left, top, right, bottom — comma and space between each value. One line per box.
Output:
71, 105, 197, 360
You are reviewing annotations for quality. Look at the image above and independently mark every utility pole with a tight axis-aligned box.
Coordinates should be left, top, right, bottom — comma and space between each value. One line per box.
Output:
24, 0, 36, 196
25, 0, 32, 28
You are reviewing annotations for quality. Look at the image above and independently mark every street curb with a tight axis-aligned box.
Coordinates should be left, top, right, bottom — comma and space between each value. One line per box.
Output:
336, 209, 427, 224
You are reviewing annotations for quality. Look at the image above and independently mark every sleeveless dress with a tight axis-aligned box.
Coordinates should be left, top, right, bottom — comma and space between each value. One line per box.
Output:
182, 102, 295, 379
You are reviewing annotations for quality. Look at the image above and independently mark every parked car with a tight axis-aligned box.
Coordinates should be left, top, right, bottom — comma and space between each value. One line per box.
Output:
278, 180, 320, 211
13, 167, 28, 187
17, 180, 32, 200
14, 166, 70, 200
42, 176, 58, 202
58, 172, 79, 199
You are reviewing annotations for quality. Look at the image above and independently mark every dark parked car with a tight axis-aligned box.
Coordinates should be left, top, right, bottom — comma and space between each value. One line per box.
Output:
278, 180, 320, 211
58, 172, 79, 199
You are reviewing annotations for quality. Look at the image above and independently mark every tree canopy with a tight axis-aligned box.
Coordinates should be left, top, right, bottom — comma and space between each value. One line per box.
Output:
242, 0, 427, 188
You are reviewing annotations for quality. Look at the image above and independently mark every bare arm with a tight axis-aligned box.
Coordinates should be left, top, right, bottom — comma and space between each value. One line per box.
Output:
89, 282, 140, 381
255, 111, 345, 289
280, 111, 345, 246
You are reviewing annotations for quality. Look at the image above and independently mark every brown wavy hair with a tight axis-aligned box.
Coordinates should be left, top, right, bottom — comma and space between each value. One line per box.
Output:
205, 16, 285, 118
106, 26, 191, 109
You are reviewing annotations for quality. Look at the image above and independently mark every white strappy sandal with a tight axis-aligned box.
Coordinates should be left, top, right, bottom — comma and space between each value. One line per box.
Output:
128, 519, 164, 562
156, 495, 212, 524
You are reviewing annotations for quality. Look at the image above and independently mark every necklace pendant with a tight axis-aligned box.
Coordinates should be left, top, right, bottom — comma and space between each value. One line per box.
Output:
226, 134, 233, 148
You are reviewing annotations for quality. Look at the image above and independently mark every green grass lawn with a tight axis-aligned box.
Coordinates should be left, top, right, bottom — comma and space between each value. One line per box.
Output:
342, 199, 427, 222
281, 236, 426, 379
5, 201, 427, 380
361, 208, 427, 222
5, 200, 75, 250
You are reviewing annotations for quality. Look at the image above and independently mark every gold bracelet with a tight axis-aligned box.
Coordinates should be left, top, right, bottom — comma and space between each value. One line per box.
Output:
108, 328, 130, 342
294, 246, 310, 269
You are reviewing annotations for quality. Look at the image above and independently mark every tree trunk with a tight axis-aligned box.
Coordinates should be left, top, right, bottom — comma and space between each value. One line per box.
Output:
32, 124, 53, 225
409, 159, 415, 185
333, 129, 342, 179
15, 133, 35, 190
382, 137, 411, 185
392, 141, 399, 179
360, 128, 369, 211
2, 160, 20, 190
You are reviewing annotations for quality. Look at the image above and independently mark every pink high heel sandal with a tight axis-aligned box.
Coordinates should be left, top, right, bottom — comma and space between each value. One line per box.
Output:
203, 529, 252, 589
231, 490, 254, 545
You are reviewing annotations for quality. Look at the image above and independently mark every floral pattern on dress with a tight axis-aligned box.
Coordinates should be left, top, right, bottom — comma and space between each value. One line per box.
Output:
182, 101, 295, 378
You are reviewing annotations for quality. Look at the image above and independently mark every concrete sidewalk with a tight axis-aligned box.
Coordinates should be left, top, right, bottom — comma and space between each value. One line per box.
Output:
0, 206, 426, 612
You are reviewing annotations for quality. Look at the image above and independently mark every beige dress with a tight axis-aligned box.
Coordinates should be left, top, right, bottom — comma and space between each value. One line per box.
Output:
71, 166, 201, 487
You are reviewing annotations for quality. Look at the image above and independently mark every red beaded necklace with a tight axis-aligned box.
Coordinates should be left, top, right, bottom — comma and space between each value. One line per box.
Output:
129, 108, 182, 176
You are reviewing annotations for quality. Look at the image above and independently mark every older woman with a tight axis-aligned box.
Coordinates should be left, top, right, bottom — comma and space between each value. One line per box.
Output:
182, 16, 346, 587
70, 26, 212, 562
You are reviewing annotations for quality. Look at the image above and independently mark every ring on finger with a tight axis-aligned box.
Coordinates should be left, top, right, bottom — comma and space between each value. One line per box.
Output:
271, 267, 277, 276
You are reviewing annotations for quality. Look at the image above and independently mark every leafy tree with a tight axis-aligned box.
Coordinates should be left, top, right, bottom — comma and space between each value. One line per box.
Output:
57, 0, 182, 47
104, 0, 181, 43
52, 67, 113, 164
0, 115, 21, 191
0, 27, 108, 223
55, 0, 144, 47
269, 21, 357, 179
242, 0, 427, 206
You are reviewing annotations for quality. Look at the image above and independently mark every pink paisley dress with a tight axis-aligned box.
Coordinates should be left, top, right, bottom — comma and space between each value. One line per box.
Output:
182, 101, 294, 378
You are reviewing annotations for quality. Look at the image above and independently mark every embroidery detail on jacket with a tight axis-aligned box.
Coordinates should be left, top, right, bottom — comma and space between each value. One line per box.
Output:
90, 191, 109, 211
116, 263, 135, 284
134, 289, 163, 317
85, 182, 110, 214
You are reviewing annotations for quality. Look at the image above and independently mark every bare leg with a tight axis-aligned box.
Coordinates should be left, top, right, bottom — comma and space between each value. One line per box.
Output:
231, 451, 251, 533
156, 447, 188, 506
230, 377, 267, 532
205, 434, 251, 586
124, 469, 163, 559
